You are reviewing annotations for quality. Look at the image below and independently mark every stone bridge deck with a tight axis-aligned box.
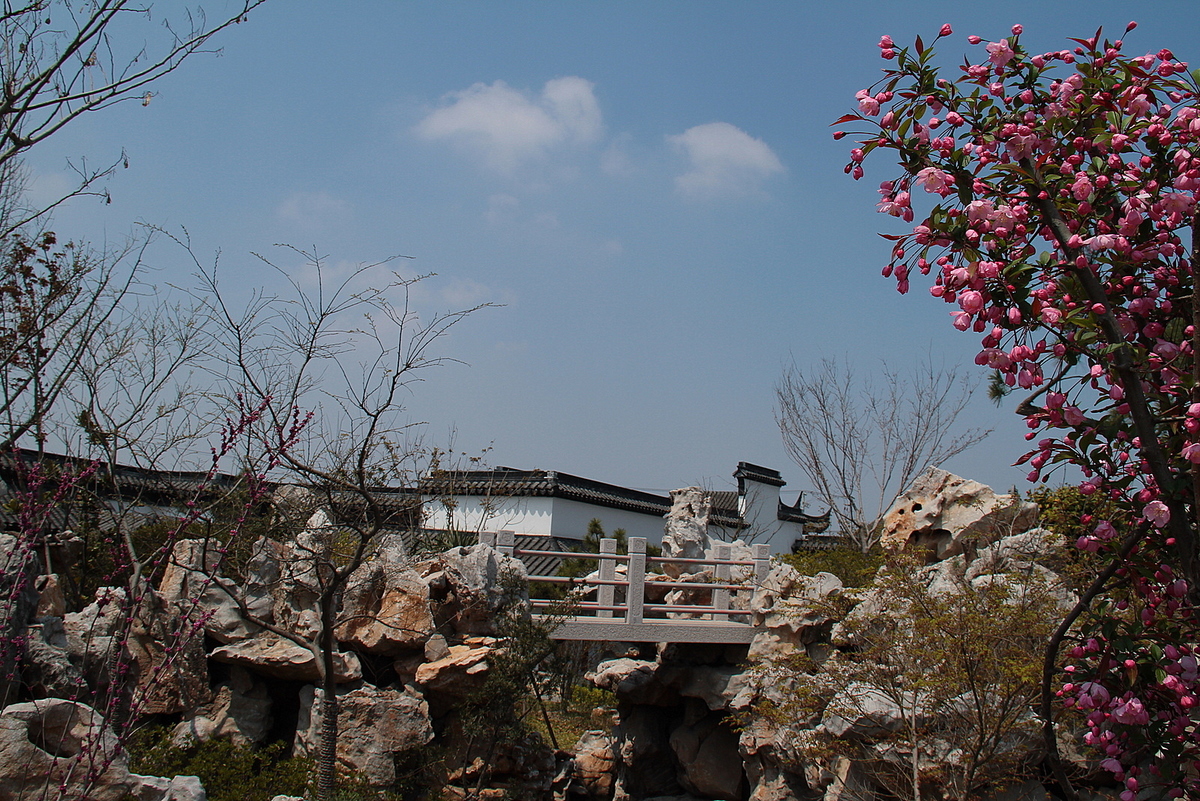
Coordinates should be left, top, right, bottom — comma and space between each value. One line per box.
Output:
480, 532, 770, 644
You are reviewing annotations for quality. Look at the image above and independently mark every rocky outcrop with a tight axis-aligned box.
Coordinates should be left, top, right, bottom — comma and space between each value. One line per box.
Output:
336, 535, 434, 654
570, 731, 617, 800
660, 489, 712, 577
0, 698, 203, 801
419, 543, 529, 635
575, 471, 1083, 801
171, 666, 272, 747
0, 534, 40, 705
210, 633, 363, 683
295, 684, 434, 786
879, 466, 1038, 558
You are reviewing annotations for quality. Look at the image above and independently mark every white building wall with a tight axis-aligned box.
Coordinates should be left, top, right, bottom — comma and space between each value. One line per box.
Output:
738, 481, 807, 553
545, 498, 667, 545
421, 494, 666, 544
421, 494, 555, 536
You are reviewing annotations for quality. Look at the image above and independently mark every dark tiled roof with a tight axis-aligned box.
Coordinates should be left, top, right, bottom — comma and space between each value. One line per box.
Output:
0, 449, 422, 536
734, 462, 785, 489
419, 468, 672, 517
778, 498, 831, 532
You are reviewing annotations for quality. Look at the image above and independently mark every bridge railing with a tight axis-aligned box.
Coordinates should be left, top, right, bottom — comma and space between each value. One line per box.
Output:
479, 531, 771, 642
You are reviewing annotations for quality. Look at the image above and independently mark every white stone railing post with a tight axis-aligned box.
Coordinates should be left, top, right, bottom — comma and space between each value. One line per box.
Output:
598, 537, 616, 618
626, 537, 646, 625
713, 543, 731, 621
497, 530, 515, 558
478, 531, 496, 549
753, 543, 771, 586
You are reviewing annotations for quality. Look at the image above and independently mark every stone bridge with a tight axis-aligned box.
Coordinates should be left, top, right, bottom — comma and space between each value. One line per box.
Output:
479, 531, 771, 644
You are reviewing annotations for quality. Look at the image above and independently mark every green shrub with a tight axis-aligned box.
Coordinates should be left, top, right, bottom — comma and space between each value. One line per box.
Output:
127, 728, 312, 801
781, 547, 884, 587
1027, 485, 1126, 592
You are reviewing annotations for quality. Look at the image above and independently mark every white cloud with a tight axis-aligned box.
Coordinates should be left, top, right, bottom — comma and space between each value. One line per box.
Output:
275, 190, 352, 229
667, 122, 784, 200
415, 77, 602, 173
600, 132, 635, 177
440, 277, 494, 307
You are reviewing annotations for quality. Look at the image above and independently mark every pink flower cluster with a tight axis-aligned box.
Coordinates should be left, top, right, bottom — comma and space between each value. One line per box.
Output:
840, 22, 1200, 795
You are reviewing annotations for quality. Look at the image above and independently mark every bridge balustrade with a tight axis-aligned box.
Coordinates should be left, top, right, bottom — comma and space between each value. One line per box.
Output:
479, 531, 771, 644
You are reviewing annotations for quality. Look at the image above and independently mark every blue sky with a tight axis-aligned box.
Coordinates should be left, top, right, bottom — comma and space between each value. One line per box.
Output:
23, 0, 1198, 508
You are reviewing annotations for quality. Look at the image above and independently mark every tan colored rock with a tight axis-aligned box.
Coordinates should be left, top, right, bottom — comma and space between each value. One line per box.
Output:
126, 591, 211, 716
571, 731, 617, 800
660, 488, 711, 577
61, 588, 209, 715
587, 658, 677, 706
669, 713, 746, 801
172, 667, 272, 747
34, 574, 65, 618
0, 699, 135, 801
425, 543, 529, 635
210, 634, 361, 683
413, 644, 493, 694
295, 684, 433, 787
336, 543, 433, 655
879, 467, 1038, 560
158, 538, 266, 644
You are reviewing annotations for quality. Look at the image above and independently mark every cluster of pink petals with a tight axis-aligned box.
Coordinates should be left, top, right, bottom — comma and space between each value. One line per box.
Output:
845, 21, 1200, 795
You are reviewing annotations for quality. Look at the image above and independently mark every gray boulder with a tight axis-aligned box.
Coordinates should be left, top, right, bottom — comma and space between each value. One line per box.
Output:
879, 467, 1038, 560
295, 684, 433, 786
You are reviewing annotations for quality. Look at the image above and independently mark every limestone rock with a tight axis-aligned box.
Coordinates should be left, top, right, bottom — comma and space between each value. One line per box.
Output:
158, 538, 278, 644
0, 534, 40, 703
879, 467, 1038, 559
570, 730, 617, 800
60, 587, 209, 714
210, 634, 362, 683
669, 712, 746, 801
965, 528, 1059, 577
128, 773, 208, 801
660, 488, 711, 577
611, 704, 683, 800
272, 513, 333, 640
661, 665, 748, 711
419, 543, 528, 635
34, 574, 65, 618
125, 590, 211, 716
172, 667, 272, 746
22, 617, 83, 699
62, 586, 126, 690
295, 684, 433, 787
819, 682, 914, 739
749, 565, 842, 661
413, 643, 493, 695
587, 658, 677, 706
336, 536, 434, 655
0, 699, 136, 800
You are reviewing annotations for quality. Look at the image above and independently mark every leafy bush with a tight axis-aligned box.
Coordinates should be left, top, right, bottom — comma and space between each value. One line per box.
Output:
127, 728, 311, 801
781, 547, 884, 587
1027, 485, 1127, 592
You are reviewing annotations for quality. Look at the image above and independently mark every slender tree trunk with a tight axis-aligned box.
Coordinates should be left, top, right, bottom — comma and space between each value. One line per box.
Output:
316, 610, 339, 801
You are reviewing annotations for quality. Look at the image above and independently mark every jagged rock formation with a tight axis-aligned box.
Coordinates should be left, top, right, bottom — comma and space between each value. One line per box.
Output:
561, 471, 1107, 801
6, 523, 537, 800
4, 470, 1113, 801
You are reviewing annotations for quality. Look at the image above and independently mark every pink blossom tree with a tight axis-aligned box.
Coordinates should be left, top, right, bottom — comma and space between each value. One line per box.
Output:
840, 22, 1200, 800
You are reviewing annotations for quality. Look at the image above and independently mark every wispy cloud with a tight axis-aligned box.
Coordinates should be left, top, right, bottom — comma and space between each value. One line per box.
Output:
415, 77, 602, 173
667, 122, 784, 200
275, 190, 352, 230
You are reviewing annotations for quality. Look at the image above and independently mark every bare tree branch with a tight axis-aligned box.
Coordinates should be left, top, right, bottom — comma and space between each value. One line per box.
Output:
776, 356, 990, 550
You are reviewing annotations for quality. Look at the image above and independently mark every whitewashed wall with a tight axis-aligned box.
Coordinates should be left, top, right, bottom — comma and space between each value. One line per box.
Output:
421, 494, 667, 544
